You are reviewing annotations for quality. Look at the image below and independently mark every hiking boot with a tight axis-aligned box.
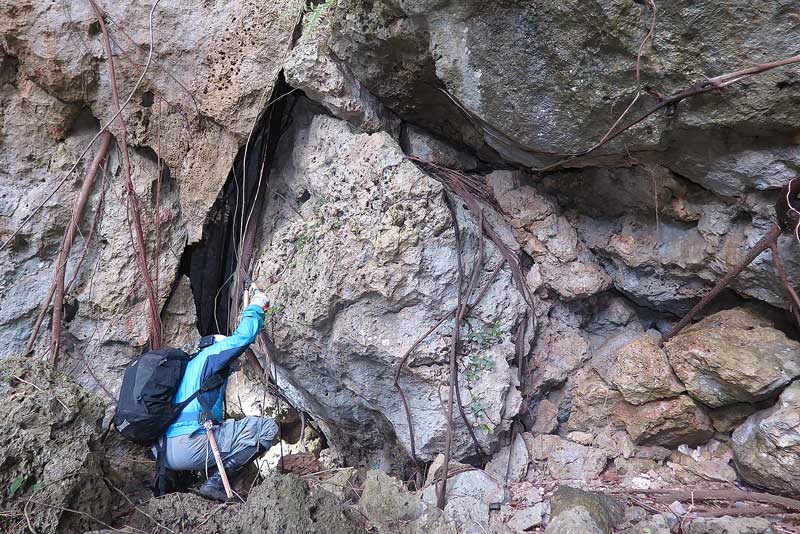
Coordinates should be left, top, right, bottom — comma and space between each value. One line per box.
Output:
198, 475, 230, 502
198, 445, 264, 502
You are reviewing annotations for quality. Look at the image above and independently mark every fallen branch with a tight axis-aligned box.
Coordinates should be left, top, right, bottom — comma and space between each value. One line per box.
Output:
627, 488, 800, 512
692, 505, 785, 518
90, 0, 162, 349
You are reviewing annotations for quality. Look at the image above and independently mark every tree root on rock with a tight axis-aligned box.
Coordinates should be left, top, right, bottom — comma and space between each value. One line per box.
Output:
397, 158, 536, 508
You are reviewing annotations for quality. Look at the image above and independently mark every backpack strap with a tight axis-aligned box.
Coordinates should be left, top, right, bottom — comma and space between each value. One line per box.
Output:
172, 365, 234, 424
152, 438, 169, 496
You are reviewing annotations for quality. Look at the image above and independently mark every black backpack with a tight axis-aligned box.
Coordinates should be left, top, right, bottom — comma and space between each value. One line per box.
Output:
114, 346, 230, 445
114, 346, 230, 495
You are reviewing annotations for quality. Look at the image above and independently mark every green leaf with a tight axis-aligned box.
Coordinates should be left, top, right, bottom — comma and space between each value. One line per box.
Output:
9, 476, 25, 497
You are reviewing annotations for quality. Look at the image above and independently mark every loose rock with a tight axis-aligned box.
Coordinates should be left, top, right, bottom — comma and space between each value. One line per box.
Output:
732, 382, 800, 495
595, 333, 685, 405
545, 486, 623, 534
665, 309, 800, 407
486, 433, 529, 483
616, 395, 715, 448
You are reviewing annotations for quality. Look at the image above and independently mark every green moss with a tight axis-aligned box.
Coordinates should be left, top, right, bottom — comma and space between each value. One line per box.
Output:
550, 486, 624, 534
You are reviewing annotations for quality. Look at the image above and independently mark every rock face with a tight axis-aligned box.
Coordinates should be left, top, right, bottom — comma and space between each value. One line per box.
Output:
4, 0, 800, 505
732, 382, 800, 495
0, 0, 302, 394
330, 1, 800, 169
666, 309, 800, 407
595, 333, 685, 405
251, 106, 526, 463
0, 358, 110, 534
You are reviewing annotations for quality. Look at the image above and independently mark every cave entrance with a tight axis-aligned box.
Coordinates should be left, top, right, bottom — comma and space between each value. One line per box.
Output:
181, 75, 293, 336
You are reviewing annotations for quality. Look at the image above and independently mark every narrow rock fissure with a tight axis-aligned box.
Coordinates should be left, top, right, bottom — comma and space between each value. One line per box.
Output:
181, 77, 294, 336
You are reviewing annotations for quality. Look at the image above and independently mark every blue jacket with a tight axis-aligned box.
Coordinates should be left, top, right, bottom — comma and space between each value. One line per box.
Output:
166, 304, 265, 438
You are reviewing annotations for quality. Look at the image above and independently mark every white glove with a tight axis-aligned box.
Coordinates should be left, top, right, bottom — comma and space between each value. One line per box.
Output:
251, 288, 269, 310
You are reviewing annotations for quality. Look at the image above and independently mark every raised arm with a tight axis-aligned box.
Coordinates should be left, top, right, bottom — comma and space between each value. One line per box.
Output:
204, 304, 265, 374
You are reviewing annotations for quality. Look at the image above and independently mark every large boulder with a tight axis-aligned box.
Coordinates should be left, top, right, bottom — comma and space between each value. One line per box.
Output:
252, 107, 527, 463
330, 1, 800, 170
665, 309, 800, 407
0, 358, 111, 534
616, 395, 714, 448
732, 382, 800, 495
359, 471, 455, 533
595, 333, 685, 405
545, 486, 623, 534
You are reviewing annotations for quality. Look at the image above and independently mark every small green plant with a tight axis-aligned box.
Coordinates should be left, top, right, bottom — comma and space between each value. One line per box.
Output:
332, 220, 344, 230
295, 224, 313, 252
464, 353, 494, 383
469, 321, 503, 348
312, 194, 328, 217
303, 0, 336, 35
467, 393, 494, 435
8, 476, 25, 497
264, 286, 288, 324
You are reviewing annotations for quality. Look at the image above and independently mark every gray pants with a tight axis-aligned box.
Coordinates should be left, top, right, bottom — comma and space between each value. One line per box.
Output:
163, 416, 279, 471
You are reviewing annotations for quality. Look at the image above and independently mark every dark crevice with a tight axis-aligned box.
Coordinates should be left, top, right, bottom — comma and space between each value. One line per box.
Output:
179, 74, 294, 336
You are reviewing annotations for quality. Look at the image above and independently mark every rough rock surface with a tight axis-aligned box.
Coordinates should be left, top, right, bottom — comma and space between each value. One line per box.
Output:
620, 514, 672, 534
251, 107, 526, 463
686, 517, 775, 534
486, 433, 529, 483
525, 434, 611, 482
161, 275, 200, 353
732, 382, 800, 495
421, 468, 505, 534
330, 1, 800, 170
359, 470, 455, 533
0, 358, 111, 534
285, 17, 397, 135
617, 395, 715, 448
120, 473, 368, 534
666, 309, 800, 407
546, 486, 623, 534
595, 332, 685, 405
0, 0, 303, 395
